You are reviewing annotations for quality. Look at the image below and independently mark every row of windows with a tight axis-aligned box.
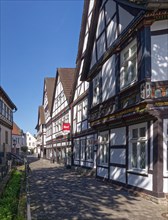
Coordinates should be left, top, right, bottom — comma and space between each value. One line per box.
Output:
74, 124, 155, 173
0, 100, 13, 122
53, 113, 69, 133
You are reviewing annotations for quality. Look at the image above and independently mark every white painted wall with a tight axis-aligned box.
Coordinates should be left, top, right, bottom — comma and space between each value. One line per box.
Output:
119, 6, 134, 33
110, 148, 126, 165
102, 55, 116, 102
110, 127, 126, 145
110, 166, 126, 183
128, 173, 153, 191
97, 167, 108, 178
151, 20, 168, 82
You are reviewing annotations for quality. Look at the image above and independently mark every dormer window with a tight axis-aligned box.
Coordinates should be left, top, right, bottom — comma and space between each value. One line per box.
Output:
120, 39, 137, 90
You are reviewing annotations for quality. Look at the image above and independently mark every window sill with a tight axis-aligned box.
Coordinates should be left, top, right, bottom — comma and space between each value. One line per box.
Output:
127, 169, 148, 177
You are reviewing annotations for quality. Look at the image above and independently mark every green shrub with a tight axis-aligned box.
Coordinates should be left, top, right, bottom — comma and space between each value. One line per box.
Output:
0, 170, 22, 220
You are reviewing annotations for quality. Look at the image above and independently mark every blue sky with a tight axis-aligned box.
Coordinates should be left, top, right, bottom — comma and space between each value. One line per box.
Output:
0, 0, 84, 135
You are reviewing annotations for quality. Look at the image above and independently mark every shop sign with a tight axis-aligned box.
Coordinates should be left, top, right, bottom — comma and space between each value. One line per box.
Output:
62, 123, 70, 131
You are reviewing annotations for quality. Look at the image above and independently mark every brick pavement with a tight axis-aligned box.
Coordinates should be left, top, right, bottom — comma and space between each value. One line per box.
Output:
27, 157, 168, 220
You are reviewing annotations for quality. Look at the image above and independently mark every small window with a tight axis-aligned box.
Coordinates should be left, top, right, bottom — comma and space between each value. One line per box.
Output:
129, 123, 147, 172
120, 40, 137, 90
155, 89, 162, 98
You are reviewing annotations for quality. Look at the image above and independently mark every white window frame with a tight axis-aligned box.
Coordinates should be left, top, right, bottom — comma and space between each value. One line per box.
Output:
120, 39, 137, 90
129, 122, 148, 173
98, 131, 109, 166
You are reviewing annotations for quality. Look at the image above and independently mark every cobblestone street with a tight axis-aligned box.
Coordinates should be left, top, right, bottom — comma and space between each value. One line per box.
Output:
28, 157, 168, 220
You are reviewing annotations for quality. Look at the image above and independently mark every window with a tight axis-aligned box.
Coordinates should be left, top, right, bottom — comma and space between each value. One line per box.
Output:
86, 137, 94, 161
98, 131, 109, 165
93, 72, 101, 106
74, 139, 80, 160
120, 40, 137, 90
80, 139, 85, 160
129, 123, 147, 172
5, 131, 8, 144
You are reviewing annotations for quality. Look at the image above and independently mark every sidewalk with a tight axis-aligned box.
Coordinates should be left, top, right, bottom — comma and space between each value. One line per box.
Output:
28, 158, 168, 220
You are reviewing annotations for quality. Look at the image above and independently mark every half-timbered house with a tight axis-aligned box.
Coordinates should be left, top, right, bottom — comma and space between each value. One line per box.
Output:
35, 105, 46, 156
51, 68, 75, 164
0, 86, 17, 162
80, 0, 168, 198
42, 78, 55, 158
72, 0, 97, 169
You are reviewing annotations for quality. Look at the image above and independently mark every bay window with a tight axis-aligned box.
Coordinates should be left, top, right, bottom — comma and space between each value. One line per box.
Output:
129, 123, 148, 172
120, 39, 137, 90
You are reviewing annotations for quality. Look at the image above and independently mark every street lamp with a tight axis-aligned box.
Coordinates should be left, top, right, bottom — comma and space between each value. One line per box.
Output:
13, 139, 16, 154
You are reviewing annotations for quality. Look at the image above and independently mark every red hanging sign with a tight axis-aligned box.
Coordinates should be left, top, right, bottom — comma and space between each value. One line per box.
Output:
62, 123, 71, 131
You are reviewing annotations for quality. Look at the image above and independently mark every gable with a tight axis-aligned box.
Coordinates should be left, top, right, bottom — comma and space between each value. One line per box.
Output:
90, 0, 135, 69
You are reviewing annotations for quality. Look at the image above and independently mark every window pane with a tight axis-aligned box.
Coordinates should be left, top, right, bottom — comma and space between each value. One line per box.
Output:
140, 142, 146, 169
132, 143, 137, 168
140, 127, 146, 138
132, 129, 138, 138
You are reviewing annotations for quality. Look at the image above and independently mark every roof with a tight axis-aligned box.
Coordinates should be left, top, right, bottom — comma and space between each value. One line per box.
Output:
0, 86, 17, 111
80, 0, 168, 81
57, 68, 76, 104
12, 122, 22, 135
44, 77, 55, 113
35, 105, 45, 130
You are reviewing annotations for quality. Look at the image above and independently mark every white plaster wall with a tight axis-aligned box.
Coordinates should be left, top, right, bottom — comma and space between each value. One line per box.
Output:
163, 178, 168, 193
102, 55, 116, 102
128, 173, 153, 191
119, 6, 134, 33
151, 20, 168, 31
110, 166, 126, 183
74, 160, 80, 165
86, 161, 93, 168
97, 167, 108, 178
151, 34, 168, 82
110, 148, 126, 165
107, 16, 117, 48
80, 161, 85, 166
110, 127, 126, 145
97, 33, 106, 60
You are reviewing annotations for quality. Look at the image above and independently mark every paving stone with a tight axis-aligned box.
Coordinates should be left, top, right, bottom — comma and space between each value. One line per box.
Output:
27, 157, 168, 220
